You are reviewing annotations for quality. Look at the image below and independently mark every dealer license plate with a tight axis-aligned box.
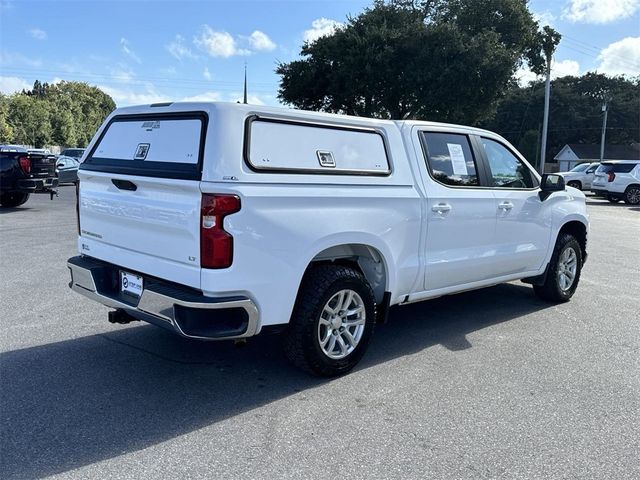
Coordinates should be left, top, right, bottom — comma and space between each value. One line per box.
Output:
120, 271, 143, 298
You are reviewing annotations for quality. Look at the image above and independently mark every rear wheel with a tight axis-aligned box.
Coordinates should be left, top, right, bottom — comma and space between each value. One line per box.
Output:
624, 185, 640, 205
283, 264, 376, 376
533, 233, 582, 303
567, 180, 582, 190
0, 192, 30, 207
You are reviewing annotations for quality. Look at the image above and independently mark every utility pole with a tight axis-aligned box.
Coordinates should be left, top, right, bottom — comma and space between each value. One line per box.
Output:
539, 63, 551, 174
599, 100, 609, 162
243, 63, 248, 105
537, 26, 561, 175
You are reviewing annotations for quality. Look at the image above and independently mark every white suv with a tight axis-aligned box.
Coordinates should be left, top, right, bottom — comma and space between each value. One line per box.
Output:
67, 102, 589, 376
591, 160, 640, 205
558, 162, 599, 190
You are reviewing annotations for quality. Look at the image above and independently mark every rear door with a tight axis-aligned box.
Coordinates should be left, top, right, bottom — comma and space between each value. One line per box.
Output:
417, 130, 498, 291
78, 112, 207, 288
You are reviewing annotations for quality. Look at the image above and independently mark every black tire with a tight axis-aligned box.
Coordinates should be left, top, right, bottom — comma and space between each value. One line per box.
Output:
283, 264, 376, 377
0, 192, 30, 207
607, 194, 621, 203
624, 185, 640, 205
533, 233, 582, 303
567, 180, 582, 190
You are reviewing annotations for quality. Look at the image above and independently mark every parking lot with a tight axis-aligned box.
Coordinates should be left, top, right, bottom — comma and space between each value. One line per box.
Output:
1, 186, 638, 479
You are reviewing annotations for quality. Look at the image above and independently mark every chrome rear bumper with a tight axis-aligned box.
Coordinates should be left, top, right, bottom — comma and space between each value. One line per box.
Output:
67, 256, 259, 340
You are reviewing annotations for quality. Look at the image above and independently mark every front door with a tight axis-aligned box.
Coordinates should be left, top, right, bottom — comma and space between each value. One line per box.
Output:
478, 137, 552, 276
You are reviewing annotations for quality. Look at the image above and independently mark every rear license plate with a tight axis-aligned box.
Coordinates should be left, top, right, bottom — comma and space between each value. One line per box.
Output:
120, 271, 143, 298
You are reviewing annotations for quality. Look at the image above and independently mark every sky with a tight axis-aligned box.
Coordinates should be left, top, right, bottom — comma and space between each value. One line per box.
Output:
0, 0, 639, 107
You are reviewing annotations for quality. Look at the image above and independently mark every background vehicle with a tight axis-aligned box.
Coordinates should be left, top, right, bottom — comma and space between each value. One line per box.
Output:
68, 102, 589, 376
55, 155, 80, 184
558, 162, 599, 190
59, 148, 85, 160
0, 145, 58, 207
591, 160, 640, 204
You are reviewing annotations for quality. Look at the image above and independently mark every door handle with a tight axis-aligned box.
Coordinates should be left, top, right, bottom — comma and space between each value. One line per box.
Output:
431, 203, 452, 214
498, 201, 514, 211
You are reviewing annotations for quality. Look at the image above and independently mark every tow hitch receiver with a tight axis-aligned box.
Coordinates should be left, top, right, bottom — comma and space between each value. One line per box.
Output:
108, 309, 139, 324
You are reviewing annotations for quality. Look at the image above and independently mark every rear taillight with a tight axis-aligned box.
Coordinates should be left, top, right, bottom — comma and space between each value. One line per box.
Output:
607, 171, 616, 182
200, 194, 241, 269
75, 181, 81, 235
18, 156, 31, 174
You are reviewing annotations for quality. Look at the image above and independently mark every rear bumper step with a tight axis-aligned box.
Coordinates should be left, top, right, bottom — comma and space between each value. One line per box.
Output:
67, 255, 259, 340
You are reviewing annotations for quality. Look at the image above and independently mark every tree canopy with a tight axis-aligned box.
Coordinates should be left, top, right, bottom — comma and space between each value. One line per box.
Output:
277, 0, 549, 124
480, 73, 640, 167
0, 81, 115, 148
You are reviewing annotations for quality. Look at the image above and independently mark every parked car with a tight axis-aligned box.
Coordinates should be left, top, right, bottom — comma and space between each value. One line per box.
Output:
56, 155, 80, 184
67, 102, 589, 376
0, 145, 58, 207
558, 162, 599, 190
591, 160, 640, 204
59, 148, 85, 160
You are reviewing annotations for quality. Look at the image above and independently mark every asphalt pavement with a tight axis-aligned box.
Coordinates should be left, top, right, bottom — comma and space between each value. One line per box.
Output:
1, 187, 639, 479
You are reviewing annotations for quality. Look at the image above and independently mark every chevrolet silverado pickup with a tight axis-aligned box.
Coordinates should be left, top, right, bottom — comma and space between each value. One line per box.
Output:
67, 102, 589, 376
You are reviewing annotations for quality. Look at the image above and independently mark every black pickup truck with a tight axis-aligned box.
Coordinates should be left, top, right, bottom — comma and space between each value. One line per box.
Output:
0, 145, 58, 207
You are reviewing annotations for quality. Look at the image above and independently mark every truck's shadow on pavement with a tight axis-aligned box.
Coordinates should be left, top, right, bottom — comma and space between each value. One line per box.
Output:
1, 283, 553, 479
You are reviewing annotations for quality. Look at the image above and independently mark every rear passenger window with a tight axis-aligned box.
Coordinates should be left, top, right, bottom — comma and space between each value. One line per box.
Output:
481, 138, 538, 188
421, 132, 478, 186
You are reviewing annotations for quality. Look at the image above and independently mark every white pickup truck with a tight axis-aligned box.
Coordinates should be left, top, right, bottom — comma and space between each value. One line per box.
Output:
68, 102, 589, 376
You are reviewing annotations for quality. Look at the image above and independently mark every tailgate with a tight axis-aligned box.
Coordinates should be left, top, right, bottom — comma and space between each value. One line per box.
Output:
29, 153, 56, 178
78, 111, 207, 288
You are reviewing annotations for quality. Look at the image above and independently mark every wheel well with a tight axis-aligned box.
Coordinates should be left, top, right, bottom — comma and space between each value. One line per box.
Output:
567, 179, 582, 189
624, 183, 640, 192
558, 221, 587, 264
308, 244, 388, 303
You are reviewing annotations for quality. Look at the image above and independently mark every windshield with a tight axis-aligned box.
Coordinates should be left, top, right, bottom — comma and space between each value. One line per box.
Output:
569, 163, 590, 172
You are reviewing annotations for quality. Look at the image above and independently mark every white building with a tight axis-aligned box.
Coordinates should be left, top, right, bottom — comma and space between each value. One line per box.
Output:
554, 143, 640, 172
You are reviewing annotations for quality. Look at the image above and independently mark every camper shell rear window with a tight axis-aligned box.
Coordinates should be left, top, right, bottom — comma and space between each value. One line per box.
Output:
82, 112, 207, 180
244, 115, 391, 176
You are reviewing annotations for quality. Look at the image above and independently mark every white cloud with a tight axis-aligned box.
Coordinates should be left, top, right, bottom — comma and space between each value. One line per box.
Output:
203, 67, 212, 80
28, 28, 47, 40
120, 37, 141, 64
99, 84, 168, 107
166, 34, 197, 61
533, 11, 555, 26
0, 51, 42, 68
195, 26, 250, 58
563, 0, 639, 24
597, 36, 640, 75
248, 30, 276, 51
181, 91, 222, 102
515, 59, 581, 86
109, 64, 135, 83
303, 18, 343, 44
0, 75, 31, 94
229, 92, 266, 105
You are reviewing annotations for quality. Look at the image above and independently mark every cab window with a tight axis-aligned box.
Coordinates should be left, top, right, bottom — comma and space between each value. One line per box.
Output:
481, 138, 538, 188
421, 132, 479, 187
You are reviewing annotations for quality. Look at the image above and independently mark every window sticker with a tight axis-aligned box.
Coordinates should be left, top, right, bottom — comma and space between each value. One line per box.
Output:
447, 143, 468, 175
316, 150, 336, 168
134, 143, 150, 160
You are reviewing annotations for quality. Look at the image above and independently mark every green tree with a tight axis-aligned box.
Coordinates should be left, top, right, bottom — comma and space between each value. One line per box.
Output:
481, 73, 640, 164
0, 94, 14, 143
7, 95, 52, 147
277, 0, 545, 123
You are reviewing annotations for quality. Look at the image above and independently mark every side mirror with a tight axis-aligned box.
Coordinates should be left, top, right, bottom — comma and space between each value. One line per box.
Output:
539, 173, 565, 201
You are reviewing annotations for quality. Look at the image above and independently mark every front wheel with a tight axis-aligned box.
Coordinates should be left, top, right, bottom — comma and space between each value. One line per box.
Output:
533, 233, 582, 303
0, 192, 30, 207
624, 185, 640, 205
283, 264, 376, 376
567, 180, 581, 190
